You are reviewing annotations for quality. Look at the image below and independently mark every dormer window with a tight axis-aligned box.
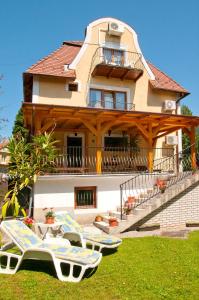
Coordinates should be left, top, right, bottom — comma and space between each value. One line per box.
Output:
68, 83, 78, 92
103, 48, 124, 66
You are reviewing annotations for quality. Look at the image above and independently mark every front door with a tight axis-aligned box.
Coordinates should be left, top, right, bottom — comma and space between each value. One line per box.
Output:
67, 136, 83, 168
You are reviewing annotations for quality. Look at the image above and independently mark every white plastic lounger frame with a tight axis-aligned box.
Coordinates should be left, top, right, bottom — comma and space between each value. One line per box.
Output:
55, 211, 122, 252
0, 220, 102, 282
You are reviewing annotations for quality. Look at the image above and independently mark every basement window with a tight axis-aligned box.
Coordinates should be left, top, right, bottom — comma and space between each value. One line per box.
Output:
68, 83, 78, 92
75, 186, 97, 209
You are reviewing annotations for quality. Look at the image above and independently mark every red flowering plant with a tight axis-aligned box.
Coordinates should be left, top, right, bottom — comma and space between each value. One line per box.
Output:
155, 178, 167, 193
23, 217, 34, 228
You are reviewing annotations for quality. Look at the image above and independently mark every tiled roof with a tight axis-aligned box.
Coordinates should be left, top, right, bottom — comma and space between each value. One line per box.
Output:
0, 139, 9, 150
25, 43, 81, 78
25, 40, 189, 94
63, 41, 83, 46
148, 62, 189, 94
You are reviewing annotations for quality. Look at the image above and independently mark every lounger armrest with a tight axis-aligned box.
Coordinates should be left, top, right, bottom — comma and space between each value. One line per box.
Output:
0, 242, 15, 251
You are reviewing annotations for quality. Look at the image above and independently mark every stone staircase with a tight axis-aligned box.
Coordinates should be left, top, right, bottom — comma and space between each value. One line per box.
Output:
94, 171, 199, 234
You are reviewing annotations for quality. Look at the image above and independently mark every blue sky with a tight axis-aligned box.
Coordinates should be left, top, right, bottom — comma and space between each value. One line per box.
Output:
0, 0, 198, 138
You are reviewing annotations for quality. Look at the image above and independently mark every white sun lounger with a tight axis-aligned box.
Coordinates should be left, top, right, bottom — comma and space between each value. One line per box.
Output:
55, 211, 122, 252
0, 220, 102, 282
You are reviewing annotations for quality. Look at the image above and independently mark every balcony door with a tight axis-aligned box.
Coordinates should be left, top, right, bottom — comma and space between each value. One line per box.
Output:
65, 133, 84, 168
89, 89, 127, 110
103, 48, 124, 65
104, 92, 114, 109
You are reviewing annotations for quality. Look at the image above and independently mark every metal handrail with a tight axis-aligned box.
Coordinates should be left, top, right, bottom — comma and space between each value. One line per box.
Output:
120, 144, 197, 219
91, 47, 144, 71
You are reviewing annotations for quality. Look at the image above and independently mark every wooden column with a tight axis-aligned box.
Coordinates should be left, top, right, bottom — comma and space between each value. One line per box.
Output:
96, 122, 102, 174
190, 125, 196, 170
35, 116, 41, 135
147, 123, 154, 172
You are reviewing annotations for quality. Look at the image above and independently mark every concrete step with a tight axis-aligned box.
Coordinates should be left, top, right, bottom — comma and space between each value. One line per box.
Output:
94, 171, 199, 234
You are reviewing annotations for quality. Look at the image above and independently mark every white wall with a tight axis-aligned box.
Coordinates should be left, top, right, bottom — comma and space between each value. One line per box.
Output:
34, 174, 134, 221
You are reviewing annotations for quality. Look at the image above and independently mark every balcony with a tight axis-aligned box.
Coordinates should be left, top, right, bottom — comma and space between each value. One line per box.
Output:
47, 147, 174, 175
91, 47, 144, 81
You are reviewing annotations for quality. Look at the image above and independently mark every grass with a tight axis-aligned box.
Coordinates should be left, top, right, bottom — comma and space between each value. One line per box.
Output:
1, 232, 199, 300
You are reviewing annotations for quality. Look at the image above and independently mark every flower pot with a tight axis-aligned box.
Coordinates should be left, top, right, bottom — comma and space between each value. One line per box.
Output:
128, 196, 135, 204
45, 217, 55, 224
95, 216, 103, 222
109, 218, 118, 227
160, 187, 166, 193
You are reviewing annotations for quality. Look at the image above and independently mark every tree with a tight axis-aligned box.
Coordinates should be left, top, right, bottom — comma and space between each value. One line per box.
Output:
1, 132, 57, 218
181, 105, 199, 156
181, 105, 192, 152
12, 108, 29, 139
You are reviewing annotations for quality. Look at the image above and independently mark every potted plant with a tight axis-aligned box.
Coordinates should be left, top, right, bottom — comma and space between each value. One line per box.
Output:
123, 205, 132, 215
23, 217, 34, 229
109, 217, 118, 227
156, 179, 167, 193
95, 215, 103, 222
43, 208, 55, 224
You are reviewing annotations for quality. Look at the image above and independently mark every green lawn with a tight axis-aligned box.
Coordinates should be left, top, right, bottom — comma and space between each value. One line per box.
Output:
1, 232, 199, 300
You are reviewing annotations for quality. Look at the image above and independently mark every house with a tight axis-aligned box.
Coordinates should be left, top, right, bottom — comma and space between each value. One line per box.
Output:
22, 18, 199, 227
0, 139, 9, 205
0, 139, 9, 172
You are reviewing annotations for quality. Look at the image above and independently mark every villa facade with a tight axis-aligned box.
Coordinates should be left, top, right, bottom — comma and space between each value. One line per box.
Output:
22, 18, 199, 223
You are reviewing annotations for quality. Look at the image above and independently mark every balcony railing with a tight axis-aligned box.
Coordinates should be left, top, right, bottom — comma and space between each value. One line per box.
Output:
47, 147, 174, 175
88, 99, 135, 111
90, 47, 144, 81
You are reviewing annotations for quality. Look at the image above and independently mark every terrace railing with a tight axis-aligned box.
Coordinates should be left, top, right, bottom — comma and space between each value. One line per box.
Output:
49, 146, 174, 175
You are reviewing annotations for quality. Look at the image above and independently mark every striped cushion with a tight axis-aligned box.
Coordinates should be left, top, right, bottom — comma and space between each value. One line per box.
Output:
41, 243, 100, 265
83, 233, 122, 245
55, 212, 83, 233
2, 220, 41, 250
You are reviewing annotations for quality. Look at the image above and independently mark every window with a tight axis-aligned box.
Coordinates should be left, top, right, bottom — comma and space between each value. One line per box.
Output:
104, 136, 128, 151
89, 89, 127, 110
103, 48, 124, 65
68, 83, 78, 91
75, 186, 97, 209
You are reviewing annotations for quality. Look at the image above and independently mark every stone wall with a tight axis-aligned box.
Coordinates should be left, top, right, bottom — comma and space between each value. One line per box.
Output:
139, 181, 199, 230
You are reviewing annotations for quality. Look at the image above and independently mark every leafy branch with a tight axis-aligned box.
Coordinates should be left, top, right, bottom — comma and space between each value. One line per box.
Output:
1, 132, 57, 218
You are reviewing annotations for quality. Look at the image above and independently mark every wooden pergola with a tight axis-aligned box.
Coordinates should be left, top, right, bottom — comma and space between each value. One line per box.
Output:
23, 103, 199, 173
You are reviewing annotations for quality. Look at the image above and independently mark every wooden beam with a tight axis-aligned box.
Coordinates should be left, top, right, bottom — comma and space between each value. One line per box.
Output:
107, 67, 115, 78
135, 123, 149, 140
80, 119, 97, 135
147, 123, 153, 172
35, 116, 42, 135
40, 119, 55, 134
190, 125, 196, 169
96, 121, 102, 174
121, 69, 130, 80
153, 127, 183, 141
101, 119, 120, 135
182, 128, 191, 136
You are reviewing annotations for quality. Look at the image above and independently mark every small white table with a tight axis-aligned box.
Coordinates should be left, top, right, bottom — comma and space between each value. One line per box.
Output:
35, 222, 63, 240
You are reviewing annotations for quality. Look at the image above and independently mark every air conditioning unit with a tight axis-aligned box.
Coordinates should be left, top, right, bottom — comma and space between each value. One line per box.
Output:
165, 135, 178, 145
108, 22, 124, 36
164, 100, 176, 111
